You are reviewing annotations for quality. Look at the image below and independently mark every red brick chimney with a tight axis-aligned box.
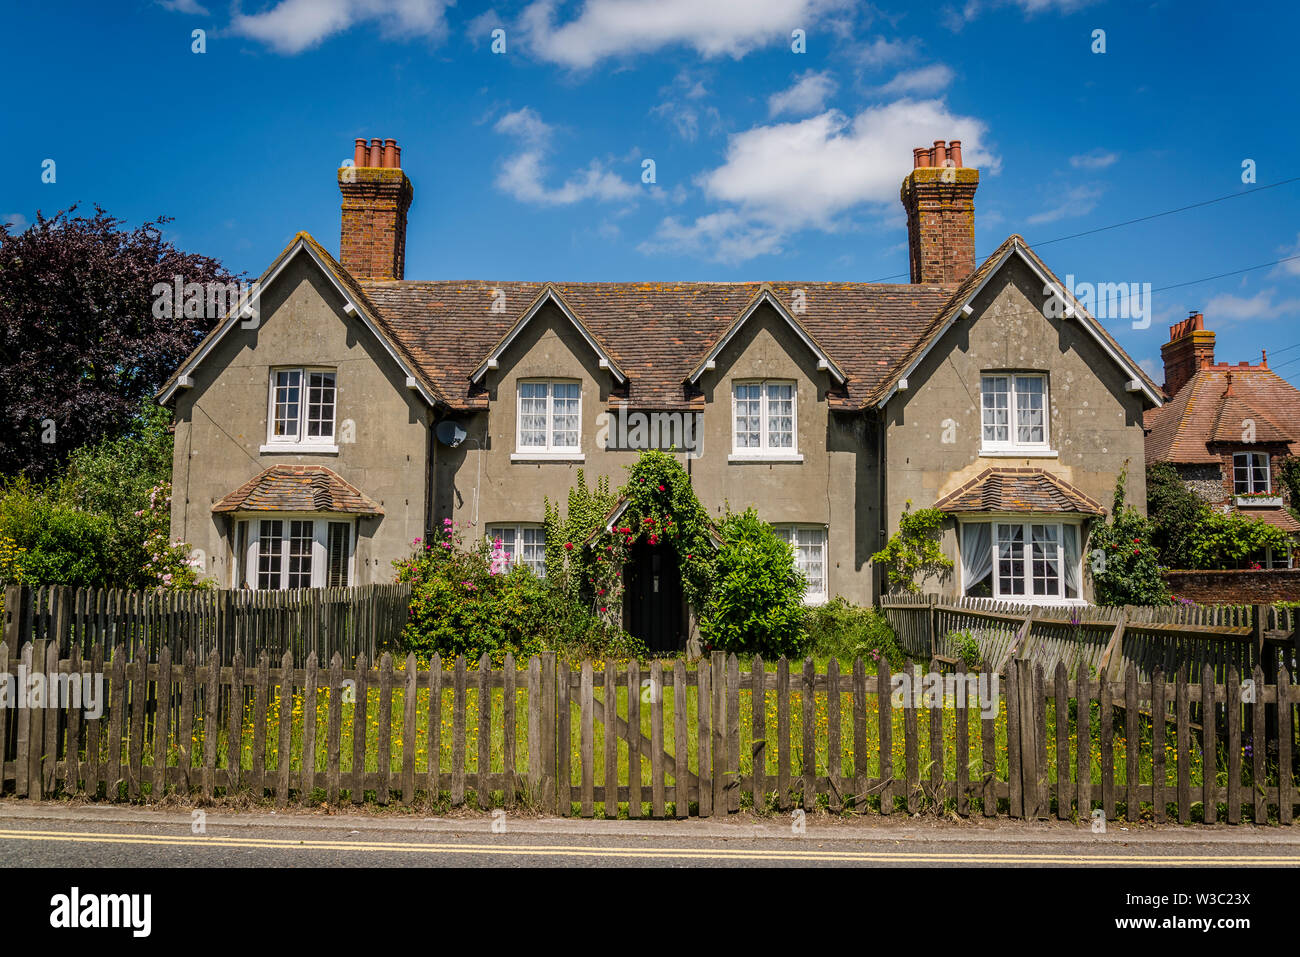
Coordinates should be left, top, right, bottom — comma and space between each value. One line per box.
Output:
1161, 312, 1216, 398
339, 137, 413, 281
899, 140, 979, 285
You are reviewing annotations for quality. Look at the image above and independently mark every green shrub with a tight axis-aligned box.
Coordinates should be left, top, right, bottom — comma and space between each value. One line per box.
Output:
396, 521, 641, 665
699, 508, 808, 659
949, 629, 983, 670
0, 482, 117, 587
806, 597, 904, 669
1089, 463, 1170, 606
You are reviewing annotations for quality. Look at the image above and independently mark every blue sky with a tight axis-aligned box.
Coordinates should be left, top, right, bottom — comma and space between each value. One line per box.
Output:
5, 0, 1300, 383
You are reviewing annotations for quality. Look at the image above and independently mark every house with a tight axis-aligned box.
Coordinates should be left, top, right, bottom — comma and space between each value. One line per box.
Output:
1144, 313, 1300, 567
158, 136, 1161, 647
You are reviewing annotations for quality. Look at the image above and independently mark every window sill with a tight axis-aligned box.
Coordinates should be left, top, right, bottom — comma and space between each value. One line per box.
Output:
978, 448, 1058, 459
510, 452, 585, 463
728, 453, 804, 464
259, 443, 339, 455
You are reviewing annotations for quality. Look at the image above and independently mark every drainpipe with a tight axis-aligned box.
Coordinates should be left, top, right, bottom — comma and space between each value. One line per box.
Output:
875, 405, 887, 603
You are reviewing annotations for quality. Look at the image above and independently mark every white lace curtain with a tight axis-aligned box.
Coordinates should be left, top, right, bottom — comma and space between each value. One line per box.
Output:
961, 522, 993, 594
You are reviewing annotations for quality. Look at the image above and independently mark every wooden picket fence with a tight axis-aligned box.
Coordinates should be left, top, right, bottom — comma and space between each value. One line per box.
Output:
2, 583, 411, 668
2, 640, 1298, 824
881, 594, 1299, 686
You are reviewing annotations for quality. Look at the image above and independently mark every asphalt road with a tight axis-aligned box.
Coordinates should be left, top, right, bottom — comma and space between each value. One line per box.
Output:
2, 805, 1299, 868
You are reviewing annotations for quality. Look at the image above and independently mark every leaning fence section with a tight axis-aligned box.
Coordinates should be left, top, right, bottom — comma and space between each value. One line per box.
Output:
1, 642, 1296, 825
881, 594, 1296, 684
2, 583, 411, 668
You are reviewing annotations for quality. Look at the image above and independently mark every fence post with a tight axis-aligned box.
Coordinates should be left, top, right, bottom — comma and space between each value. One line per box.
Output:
540, 651, 558, 814
1014, 658, 1042, 818
927, 597, 936, 661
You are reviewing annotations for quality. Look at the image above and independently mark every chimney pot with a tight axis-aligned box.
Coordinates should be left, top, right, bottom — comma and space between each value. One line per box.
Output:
900, 138, 979, 284
353, 138, 368, 168
340, 139, 414, 280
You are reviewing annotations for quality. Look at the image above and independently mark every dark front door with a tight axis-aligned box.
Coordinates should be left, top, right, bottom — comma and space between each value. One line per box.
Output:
624, 541, 685, 654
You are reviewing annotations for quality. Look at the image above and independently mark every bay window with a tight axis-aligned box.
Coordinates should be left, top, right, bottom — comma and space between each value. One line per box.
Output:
961, 520, 1082, 602
236, 517, 354, 589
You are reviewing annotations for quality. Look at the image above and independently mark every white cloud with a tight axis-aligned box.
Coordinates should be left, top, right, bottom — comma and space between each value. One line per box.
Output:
637, 210, 786, 264
1069, 148, 1118, 170
230, 0, 451, 55
642, 98, 998, 263
158, 0, 210, 13
1204, 288, 1300, 323
874, 64, 954, 97
849, 35, 918, 68
1273, 233, 1300, 278
652, 70, 721, 142
493, 108, 638, 207
943, 0, 1097, 30
2, 213, 28, 231
1025, 184, 1104, 225
768, 70, 838, 117
518, 0, 849, 69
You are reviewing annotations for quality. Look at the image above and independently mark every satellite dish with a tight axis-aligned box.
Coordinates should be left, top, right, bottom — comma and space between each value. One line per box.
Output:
435, 420, 468, 448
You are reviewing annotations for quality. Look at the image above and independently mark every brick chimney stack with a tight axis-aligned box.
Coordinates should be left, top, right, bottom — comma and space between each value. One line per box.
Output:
900, 139, 979, 285
1160, 312, 1216, 398
339, 137, 413, 281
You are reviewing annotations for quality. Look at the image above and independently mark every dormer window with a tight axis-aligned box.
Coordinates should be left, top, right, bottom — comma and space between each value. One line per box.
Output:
1233, 451, 1270, 494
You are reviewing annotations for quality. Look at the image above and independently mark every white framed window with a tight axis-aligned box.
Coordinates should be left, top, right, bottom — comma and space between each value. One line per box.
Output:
1233, 452, 1270, 494
486, 524, 547, 578
515, 380, 581, 456
774, 524, 827, 605
732, 380, 798, 458
264, 367, 337, 450
981, 374, 1049, 452
960, 520, 1083, 603
238, 516, 354, 590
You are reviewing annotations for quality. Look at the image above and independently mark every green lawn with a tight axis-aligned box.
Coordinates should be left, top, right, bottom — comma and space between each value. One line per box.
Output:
76, 654, 1272, 819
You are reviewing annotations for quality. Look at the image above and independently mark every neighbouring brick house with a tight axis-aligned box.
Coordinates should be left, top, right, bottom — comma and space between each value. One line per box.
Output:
158, 136, 1162, 650
1144, 313, 1300, 568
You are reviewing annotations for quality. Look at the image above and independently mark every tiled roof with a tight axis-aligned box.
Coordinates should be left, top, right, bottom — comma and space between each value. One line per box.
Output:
1144, 366, 1300, 464
212, 466, 383, 515
1233, 506, 1300, 534
933, 467, 1104, 515
361, 278, 956, 411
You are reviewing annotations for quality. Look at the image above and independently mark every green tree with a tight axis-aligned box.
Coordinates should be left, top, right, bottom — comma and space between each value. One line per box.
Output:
1145, 462, 1207, 570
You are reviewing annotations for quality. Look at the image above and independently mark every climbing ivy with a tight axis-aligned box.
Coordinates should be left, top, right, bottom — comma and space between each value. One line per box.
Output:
542, 469, 617, 604
570, 450, 719, 629
871, 503, 954, 594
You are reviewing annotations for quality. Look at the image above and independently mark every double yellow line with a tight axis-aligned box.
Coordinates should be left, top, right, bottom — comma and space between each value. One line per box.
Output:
0, 828, 1296, 865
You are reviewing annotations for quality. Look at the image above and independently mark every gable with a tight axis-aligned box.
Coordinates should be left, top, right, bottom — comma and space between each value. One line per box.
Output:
874, 237, 1162, 409
470, 286, 626, 385
687, 288, 846, 386
157, 233, 440, 407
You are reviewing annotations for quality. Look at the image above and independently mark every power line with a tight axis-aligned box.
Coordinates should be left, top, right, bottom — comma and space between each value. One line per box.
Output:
1151, 254, 1300, 293
865, 176, 1300, 284
1030, 177, 1300, 249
